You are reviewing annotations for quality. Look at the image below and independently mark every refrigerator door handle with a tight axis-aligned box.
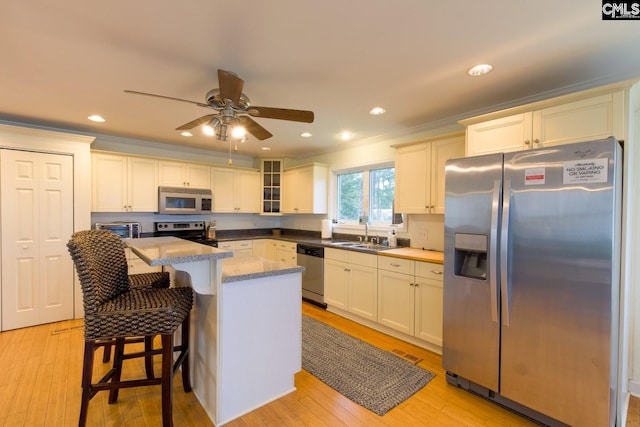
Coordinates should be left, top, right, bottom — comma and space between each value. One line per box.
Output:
500, 179, 511, 326
489, 179, 501, 323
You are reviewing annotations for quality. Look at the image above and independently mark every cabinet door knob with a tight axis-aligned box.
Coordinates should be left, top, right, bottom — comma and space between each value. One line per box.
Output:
533, 138, 540, 145
524, 139, 531, 145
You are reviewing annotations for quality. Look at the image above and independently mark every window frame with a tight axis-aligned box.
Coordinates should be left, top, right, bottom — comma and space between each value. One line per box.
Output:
332, 162, 406, 235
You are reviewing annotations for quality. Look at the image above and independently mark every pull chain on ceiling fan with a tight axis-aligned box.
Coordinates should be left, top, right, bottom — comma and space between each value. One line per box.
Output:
124, 69, 314, 163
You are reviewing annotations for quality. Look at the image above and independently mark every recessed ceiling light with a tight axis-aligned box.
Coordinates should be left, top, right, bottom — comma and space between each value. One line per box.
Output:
467, 64, 493, 77
261, 146, 271, 151
88, 115, 105, 122
339, 131, 353, 141
301, 132, 312, 138
369, 107, 386, 115
180, 131, 192, 137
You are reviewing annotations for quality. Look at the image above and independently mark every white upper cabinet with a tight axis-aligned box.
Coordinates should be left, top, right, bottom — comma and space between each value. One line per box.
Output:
394, 133, 464, 214
92, 152, 158, 212
282, 163, 329, 214
159, 160, 211, 188
211, 167, 260, 213
464, 90, 625, 157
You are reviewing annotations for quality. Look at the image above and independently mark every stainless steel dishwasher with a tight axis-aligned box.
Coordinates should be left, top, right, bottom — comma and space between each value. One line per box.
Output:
296, 244, 327, 308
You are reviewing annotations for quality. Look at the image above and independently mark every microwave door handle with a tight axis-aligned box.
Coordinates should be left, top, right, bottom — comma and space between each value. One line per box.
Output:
489, 179, 501, 323
500, 179, 511, 327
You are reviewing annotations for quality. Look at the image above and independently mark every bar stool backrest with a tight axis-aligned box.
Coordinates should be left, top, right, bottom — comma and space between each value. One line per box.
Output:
67, 229, 131, 313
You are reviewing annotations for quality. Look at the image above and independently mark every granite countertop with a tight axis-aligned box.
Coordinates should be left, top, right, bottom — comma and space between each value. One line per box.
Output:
218, 232, 444, 261
221, 253, 304, 283
126, 236, 234, 266
127, 236, 304, 284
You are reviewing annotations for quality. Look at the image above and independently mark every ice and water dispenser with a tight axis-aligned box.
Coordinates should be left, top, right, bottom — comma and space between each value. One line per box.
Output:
453, 233, 488, 280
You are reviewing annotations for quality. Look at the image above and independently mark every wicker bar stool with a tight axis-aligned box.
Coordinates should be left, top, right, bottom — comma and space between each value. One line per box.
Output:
67, 229, 193, 427
100, 270, 171, 375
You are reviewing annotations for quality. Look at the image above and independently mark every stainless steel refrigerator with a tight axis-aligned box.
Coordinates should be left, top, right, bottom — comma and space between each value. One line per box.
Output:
443, 137, 622, 427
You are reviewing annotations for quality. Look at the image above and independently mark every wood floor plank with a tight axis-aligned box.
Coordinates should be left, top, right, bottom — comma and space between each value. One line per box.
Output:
0, 302, 551, 426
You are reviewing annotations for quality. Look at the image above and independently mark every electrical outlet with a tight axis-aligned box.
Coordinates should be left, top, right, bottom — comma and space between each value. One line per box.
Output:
416, 229, 428, 240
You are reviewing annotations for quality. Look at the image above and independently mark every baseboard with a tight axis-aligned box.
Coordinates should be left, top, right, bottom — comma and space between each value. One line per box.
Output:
629, 379, 640, 396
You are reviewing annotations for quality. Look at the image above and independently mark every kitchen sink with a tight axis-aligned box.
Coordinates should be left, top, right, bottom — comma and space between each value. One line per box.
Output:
330, 241, 389, 251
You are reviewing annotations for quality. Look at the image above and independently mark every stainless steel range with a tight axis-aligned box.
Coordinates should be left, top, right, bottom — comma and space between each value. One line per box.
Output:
154, 221, 219, 247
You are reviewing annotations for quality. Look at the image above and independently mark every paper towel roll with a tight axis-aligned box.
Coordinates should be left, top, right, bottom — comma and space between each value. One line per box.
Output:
321, 219, 332, 239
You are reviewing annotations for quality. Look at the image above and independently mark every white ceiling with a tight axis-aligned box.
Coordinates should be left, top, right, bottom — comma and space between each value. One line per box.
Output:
2, 1, 640, 159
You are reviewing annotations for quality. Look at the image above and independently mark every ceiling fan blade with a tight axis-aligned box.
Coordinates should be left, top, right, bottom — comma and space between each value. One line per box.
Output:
124, 90, 209, 108
249, 106, 314, 123
175, 114, 217, 131
218, 70, 244, 105
239, 116, 273, 140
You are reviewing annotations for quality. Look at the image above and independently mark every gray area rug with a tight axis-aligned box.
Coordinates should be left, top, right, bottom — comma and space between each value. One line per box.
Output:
302, 315, 435, 416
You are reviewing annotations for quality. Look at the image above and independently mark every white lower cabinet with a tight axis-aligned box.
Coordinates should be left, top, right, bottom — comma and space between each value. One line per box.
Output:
377, 257, 443, 347
324, 248, 377, 321
414, 262, 444, 346
126, 248, 161, 274
252, 239, 275, 260
217, 240, 253, 254
274, 241, 297, 265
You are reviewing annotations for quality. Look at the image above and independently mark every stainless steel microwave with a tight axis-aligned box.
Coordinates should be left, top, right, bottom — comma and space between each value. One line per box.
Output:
158, 186, 212, 215
95, 222, 141, 239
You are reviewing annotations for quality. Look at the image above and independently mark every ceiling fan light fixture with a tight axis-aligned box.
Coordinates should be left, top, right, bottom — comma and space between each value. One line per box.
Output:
301, 132, 312, 138
231, 125, 247, 139
369, 107, 386, 115
468, 63, 493, 77
216, 123, 229, 141
203, 125, 215, 136
180, 131, 192, 137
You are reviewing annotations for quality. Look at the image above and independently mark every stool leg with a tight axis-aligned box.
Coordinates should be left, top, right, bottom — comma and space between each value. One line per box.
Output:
79, 340, 96, 427
102, 340, 112, 363
108, 337, 125, 404
181, 314, 192, 392
161, 334, 174, 427
144, 335, 155, 379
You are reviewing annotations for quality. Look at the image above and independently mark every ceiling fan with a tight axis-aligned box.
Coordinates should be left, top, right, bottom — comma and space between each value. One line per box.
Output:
124, 69, 315, 142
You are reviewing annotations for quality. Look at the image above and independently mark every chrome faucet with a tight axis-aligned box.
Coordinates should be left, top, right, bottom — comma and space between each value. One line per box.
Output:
364, 222, 369, 242
370, 236, 379, 245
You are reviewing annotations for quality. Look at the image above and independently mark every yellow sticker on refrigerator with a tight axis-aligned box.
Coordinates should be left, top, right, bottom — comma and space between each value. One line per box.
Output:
563, 158, 608, 184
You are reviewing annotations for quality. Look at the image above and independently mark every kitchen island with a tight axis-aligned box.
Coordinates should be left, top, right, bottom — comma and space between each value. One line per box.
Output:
125, 237, 304, 426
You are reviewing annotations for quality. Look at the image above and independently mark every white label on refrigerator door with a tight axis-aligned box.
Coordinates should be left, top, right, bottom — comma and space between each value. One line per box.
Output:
563, 158, 608, 184
524, 167, 545, 185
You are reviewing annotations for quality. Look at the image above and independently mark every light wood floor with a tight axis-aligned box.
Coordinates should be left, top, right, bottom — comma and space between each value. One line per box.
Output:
0, 302, 579, 426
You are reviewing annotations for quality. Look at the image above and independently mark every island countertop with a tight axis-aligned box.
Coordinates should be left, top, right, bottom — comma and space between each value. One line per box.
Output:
221, 252, 304, 283
126, 236, 304, 284
125, 236, 234, 266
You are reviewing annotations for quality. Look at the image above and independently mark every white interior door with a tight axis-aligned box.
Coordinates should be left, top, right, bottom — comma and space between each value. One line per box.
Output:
1, 149, 74, 330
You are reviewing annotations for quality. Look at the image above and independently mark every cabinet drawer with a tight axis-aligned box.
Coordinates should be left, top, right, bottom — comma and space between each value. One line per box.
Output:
415, 261, 444, 281
325, 247, 344, 261
276, 241, 296, 251
349, 251, 377, 268
235, 240, 253, 250
377, 257, 414, 275
218, 241, 235, 250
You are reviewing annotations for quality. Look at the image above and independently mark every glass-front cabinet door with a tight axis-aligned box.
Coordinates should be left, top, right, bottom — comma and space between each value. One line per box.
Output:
261, 159, 282, 214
